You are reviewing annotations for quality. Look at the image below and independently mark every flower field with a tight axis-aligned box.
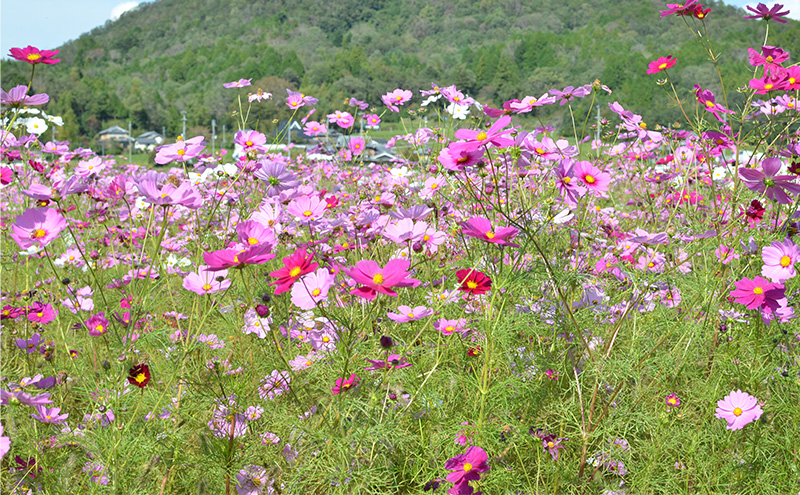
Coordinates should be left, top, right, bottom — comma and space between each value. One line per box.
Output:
1, 2, 800, 494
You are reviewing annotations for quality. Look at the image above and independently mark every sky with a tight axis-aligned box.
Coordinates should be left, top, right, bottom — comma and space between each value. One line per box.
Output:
1, 0, 799, 59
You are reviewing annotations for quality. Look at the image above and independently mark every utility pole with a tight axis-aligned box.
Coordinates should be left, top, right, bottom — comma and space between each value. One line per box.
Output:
181, 110, 187, 139
596, 106, 601, 142
162, 126, 166, 140
222, 124, 226, 150
128, 120, 133, 164
211, 119, 216, 156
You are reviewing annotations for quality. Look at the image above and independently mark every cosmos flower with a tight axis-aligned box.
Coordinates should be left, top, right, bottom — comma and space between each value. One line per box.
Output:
344, 259, 421, 300
744, 2, 790, 23
331, 374, 359, 395
761, 237, 799, 282
647, 56, 677, 74
461, 217, 520, 247
223, 78, 252, 88
456, 269, 492, 295
0, 85, 49, 106
714, 390, 763, 430
8, 45, 60, 64
10, 208, 67, 250
739, 157, 800, 204
127, 364, 151, 388
445, 446, 490, 487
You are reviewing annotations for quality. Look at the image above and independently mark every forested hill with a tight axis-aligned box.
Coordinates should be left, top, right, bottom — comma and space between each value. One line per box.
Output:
3, 0, 799, 145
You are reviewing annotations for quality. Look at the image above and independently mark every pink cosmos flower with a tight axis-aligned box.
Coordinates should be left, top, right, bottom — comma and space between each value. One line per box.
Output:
729, 276, 785, 310
659, 1, 698, 17
451, 115, 516, 154
739, 157, 800, 204
381, 89, 413, 112
154, 136, 206, 165
203, 243, 276, 271
461, 217, 520, 247
549, 85, 591, 105
438, 146, 484, 172
715, 244, 740, 265
343, 259, 421, 300
234, 130, 266, 153
507, 93, 556, 113
749, 74, 789, 94
286, 89, 318, 109
10, 208, 67, 250
331, 374, 359, 395
647, 56, 676, 74
573, 161, 611, 197
236, 220, 277, 249
136, 178, 203, 209
348, 136, 366, 156
287, 195, 326, 223
364, 354, 412, 371
291, 269, 335, 310
182, 266, 231, 295
0, 85, 49, 106
714, 390, 763, 430
303, 121, 327, 136
665, 393, 681, 407
445, 446, 489, 487
85, 313, 110, 337
30, 405, 68, 424
27, 302, 57, 324
748, 46, 790, 70
744, 2, 790, 23
434, 318, 468, 336
8, 45, 60, 64
761, 237, 799, 282
269, 248, 319, 295
694, 85, 735, 122
387, 305, 433, 323
327, 110, 355, 129
222, 78, 252, 88
420, 175, 446, 199
383, 218, 428, 244
364, 114, 382, 126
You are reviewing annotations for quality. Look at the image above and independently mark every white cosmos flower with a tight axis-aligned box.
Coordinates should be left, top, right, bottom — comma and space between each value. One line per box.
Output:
25, 117, 48, 135
447, 103, 470, 120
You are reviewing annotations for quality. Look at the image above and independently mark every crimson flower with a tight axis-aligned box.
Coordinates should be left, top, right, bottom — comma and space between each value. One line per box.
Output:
647, 56, 676, 74
269, 248, 318, 295
456, 269, 492, 295
128, 364, 151, 388
8, 46, 60, 65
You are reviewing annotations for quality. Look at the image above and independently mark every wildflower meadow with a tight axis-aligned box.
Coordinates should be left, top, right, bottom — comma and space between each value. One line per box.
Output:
2, 2, 800, 494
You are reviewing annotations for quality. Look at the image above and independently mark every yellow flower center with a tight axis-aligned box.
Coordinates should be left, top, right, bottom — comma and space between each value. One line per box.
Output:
202, 284, 212, 291
463, 463, 473, 472
476, 132, 488, 141
289, 267, 302, 277
246, 140, 253, 146
668, 398, 676, 405
134, 373, 147, 383
485, 231, 495, 239
37, 312, 44, 318
706, 101, 715, 108
764, 84, 774, 90
658, 62, 667, 69
547, 441, 555, 448
32, 228, 46, 238
322, 336, 330, 342
303, 210, 313, 217
585, 175, 596, 184
177, 149, 186, 156
780, 255, 792, 267
407, 313, 415, 318
248, 237, 259, 245
373, 273, 384, 284
305, 360, 312, 366
445, 326, 454, 333
312, 288, 321, 296
563, 176, 571, 184
430, 183, 438, 189
467, 281, 478, 289
753, 287, 763, 295
766, 56, 774, 63
27, 53, 42, 61
733, 407, 742, 416
95, 324, 104, 333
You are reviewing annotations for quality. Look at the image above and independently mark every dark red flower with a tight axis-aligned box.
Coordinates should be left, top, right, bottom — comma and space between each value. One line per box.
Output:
456, 269, 492, 295
128, 364, 151, 388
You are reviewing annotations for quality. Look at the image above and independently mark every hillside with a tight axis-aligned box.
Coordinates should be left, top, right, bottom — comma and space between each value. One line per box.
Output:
3, 0, 799, 146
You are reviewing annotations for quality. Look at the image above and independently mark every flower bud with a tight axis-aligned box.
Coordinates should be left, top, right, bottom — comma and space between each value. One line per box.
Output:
255, 304, 270, 318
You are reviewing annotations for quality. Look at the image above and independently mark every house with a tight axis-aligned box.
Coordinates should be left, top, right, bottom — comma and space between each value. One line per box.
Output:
134, 131, 164, 152
270, 120, 304, 144
98, 125, 130, 144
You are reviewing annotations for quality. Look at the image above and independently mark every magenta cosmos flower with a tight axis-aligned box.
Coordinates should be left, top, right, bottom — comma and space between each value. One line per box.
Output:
666, 393, 681, 408
85, 313, 110, 337
381, 88, 413, 112
451, 115, 516, 154
659, 1, 698, 17
461, 216, 520, 247
10, 208, 67, 250
647, 56, 677, 74
364, 354, 412, 371
739, 157, 800, 204
715, 390, 763, 430
203, 243, 275, 271
343, 259, 421, 300
331, 374, 359, 395
9, 45, 60, 64
761, 237, 799, 282
729, 276, 785, 310
269, 248, 318, 295
445, 446, 490, 487
744, 2, 790, 22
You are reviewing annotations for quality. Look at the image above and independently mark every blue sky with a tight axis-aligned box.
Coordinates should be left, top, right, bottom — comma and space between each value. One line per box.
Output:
1, 0, 797, 59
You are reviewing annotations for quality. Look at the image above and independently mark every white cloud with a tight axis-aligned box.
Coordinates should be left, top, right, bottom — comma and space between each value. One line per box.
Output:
110, 1, 141, 21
